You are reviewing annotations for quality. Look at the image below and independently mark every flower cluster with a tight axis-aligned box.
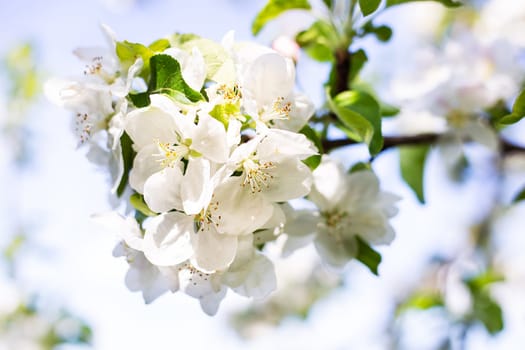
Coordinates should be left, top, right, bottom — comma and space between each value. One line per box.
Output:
47, 27, 400, 314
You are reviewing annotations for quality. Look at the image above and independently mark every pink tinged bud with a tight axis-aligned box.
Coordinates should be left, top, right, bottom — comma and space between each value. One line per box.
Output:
272, 36, 300, 63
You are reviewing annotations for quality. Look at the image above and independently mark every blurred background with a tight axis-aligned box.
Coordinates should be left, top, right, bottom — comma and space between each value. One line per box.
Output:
1, 0, 525, 349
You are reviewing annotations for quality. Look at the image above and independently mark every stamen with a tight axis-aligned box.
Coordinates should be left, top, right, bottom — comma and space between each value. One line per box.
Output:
241, 158, 275, 193
154, 140, 185, 168
75, 112, 93, 144
83, 56, 103, 75
217, 83, 242, 102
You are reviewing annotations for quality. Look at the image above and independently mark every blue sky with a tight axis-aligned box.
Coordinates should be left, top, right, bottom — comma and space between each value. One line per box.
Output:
1, 0, 525, 349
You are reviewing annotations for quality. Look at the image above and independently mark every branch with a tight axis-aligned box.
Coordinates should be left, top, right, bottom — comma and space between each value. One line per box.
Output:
322, 133, 525, 155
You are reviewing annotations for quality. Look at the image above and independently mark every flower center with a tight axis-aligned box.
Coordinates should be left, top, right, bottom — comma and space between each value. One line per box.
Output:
83, 56, 114, 83
217, 83, 242, 103
261, 96, 291, 124
241, 158, 275, 193
155, 140, 188, 168
75, 112, 93, 144
446, 110, 469, 129
194, 196, 222, 232
321, 210, 349, 239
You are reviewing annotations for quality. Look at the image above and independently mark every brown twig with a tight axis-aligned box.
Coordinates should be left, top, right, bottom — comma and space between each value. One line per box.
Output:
321, 133, 525, 154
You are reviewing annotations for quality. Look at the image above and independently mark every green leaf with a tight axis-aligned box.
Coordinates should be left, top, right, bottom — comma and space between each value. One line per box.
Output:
397, 292, 444, 315
116, 39, 172, 81
464, 271, 505, 334
149, 54, 205, 102
349, 161, 371, 173
116, 132, 136, 197
495, 89, 525, 128
299, 125, 322, 170
329, 89, 383, 155
347, 49, 368, 85
252, 0, 312, 35
209, 103, 241, 128
296, 20, 339, 62
359, 0, 381, 16
129, 92, 150, 108
303, 155, 322, 170
399, 144, 430, 204
362, 22, 393, 42
3, 234, 25, 262
386, 0, 462, 7
380, 101, 400, 117
116, 41, 153, 71
299, 124, 323, 152
355, 236, 382, 275
170, 33, 201, 46
130, 193, 157, 217
512, 186, 525, 203
471, 292, 504, 335
148, 38, 171, 52
464, 270, 504, 292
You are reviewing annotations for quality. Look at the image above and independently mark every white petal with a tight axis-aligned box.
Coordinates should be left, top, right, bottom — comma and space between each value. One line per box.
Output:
199, 287, 227, 316
343, 170, 380, 212
192, 113, 229, 163
91, 211, 143, 251
181, 158, 213, 215
245, 53, 295, 106
309, 155, 347, 212
281, 209, 319, 256
273, 92, 315, 132
143, 212, 194, 266
124, 253, 170, 304
143, 166, 184, 213
349, 210, 394, 245
191, 226, 238, 272
262, 158, 313, 202
257, 128, 317, 162
129, 143, 165, 193
231, 254, 276, 299
124, 106, 179, 150
213, 177, 274, 235
314, 231, 355, 269
465, 120, 499, 151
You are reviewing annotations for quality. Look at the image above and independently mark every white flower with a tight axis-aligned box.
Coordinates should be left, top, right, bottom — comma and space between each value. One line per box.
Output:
124, 94, 229, 196
226, 129, 316, 203
284, 156, 400, 268
242, 52, 314, 131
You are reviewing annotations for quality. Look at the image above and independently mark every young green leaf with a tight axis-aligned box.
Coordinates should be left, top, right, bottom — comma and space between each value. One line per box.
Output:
399, 144, 430, 204
349, 161, 371, 173
512, 186, 525, 203
130, 193, 157, 217
494, 89, 525, 128
361, 22, 393, 42
252, 0, 311, 35
397, 292, 444, 315
329, 89, 383, 155
129, 92, 151, 108
149, 54, 205, 102
471, 292, 504, 335
359, 0, 381, 16
386, 0, 462, 7
299, 125, 322, 170
327, 92, 373, 146
355, 236, 382, 275
464, 271, 505, 334
347, 49, 368, 86
148, 38, 171, 52
116, 132, 136, 197
296, 20, 339, 62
